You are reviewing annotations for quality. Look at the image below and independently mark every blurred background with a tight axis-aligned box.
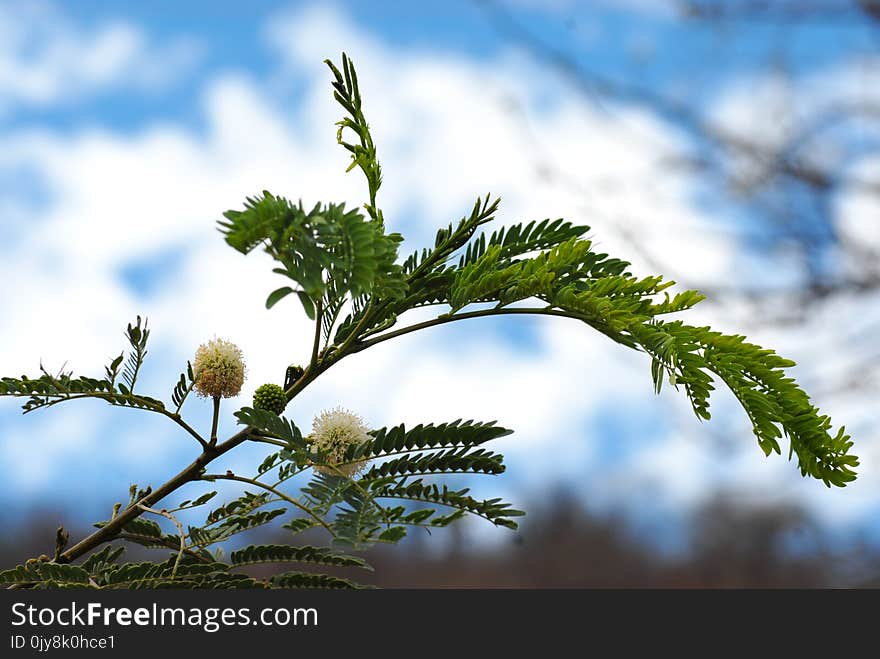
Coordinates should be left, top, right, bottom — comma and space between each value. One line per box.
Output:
1, 0, 879, 587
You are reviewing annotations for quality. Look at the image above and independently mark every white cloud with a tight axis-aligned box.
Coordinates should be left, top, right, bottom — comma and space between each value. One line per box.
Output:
0, 0, 201, 115
836, 156, 880, 252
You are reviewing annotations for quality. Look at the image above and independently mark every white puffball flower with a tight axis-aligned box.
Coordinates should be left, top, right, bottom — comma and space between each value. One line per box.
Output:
193, 338, 246, 399
309, 407, 371, 476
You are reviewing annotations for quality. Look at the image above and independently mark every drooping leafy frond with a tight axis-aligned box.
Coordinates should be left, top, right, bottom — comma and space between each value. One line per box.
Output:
632, 321, 856, 486
335, 177, 853, 484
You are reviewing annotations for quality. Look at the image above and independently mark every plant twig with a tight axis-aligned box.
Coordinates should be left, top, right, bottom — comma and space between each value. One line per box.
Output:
116, 532, 212, 563
311, 299, 324, 367
209, 396, 220, 446
165, 409, 208, 450
136, 504, 186, 580
350, 306, 590, 354
202, 473, 333, 534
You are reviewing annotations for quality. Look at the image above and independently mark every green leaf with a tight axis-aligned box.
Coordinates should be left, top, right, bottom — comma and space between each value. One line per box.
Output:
283, 518, 319, 535
459, 217, 590, 268
171, 361, 195, 411
364, 420, 513, 458
121, 518, 163, 538
230, 544, 370, 570
297, 291, 316, 319
360, 447, 506, 480
0, 562, 91, 587
370, 479, 524, 530
266, 286, 295, 309
189, 508, 287, 547
630, 321, 857, 486
121, 316, 149, 392
204, 491, 272, 526
270, 571, 365, 590
219, 194, 405, 322
234, 407, 304, 448
81, 545, 125, 576
1, 348, 167, 415
378, 526, 407, 543
192, 491, 218, 507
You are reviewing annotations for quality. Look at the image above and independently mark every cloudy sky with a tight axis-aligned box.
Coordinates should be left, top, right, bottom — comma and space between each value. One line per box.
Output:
1, 0, 878, 551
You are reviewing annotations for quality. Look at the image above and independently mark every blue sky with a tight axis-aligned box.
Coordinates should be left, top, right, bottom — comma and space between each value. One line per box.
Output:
1, 0, 879, 552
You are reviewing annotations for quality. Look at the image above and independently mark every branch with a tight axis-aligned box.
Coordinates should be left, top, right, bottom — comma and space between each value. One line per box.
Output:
165, 409, 208, 450
2, 386, 209, 450
59, 424, 255, 564
478, 0, 880, 196
349, 306, 592, 354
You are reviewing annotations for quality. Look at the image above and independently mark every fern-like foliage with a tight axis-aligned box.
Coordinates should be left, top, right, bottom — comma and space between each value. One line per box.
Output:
120, 316, 149, 393
234, 407, 306, 449
0, 52, 858, 591
218, 195, 406, 321
171, 361, 195, 413
230, 544, 370, 570
0, 341, 166, 415
326, 53, 382, 223
0, 552, 357, 589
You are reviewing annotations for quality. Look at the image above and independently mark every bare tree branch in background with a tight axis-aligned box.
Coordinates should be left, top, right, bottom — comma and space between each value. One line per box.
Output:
478, 0, 880, 307
476, 0, 880, 398
683, 0, 880, 24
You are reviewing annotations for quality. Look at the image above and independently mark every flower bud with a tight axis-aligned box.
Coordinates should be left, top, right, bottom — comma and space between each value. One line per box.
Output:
253, 383, 287, 415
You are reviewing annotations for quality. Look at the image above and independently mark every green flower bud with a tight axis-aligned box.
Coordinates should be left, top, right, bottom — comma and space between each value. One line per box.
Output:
253, 383, 287, 415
